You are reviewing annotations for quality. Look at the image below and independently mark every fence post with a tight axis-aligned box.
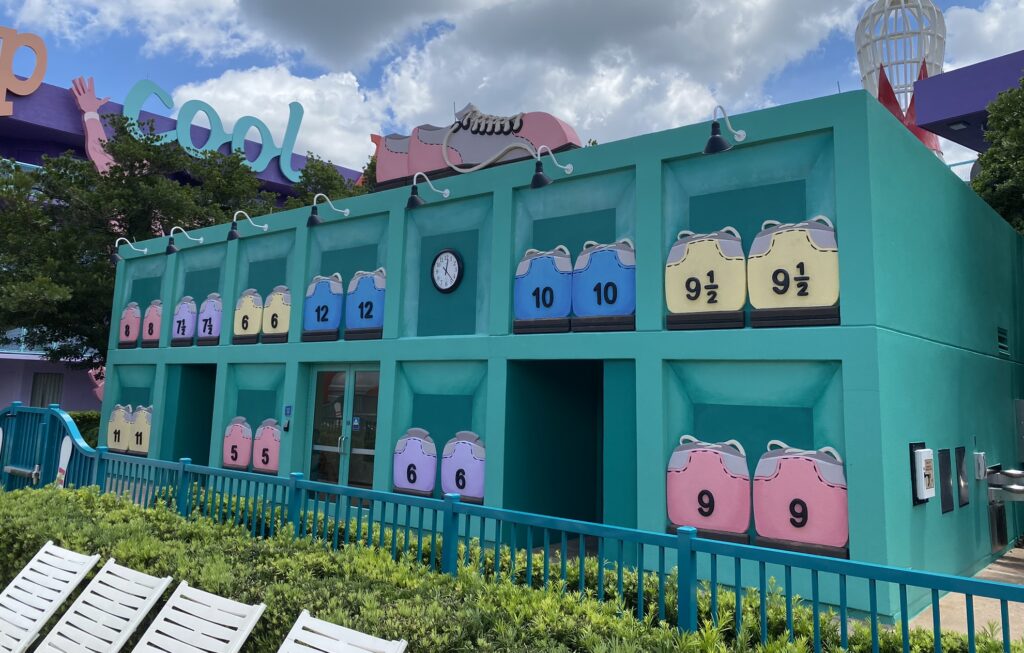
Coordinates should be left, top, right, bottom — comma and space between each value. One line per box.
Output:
1, 402, 20, 489
93, 446, 108, 491
441, 493, 462, 576
676, 526, 698, 632
288, 472, 304, 537
175, 458, 192, 517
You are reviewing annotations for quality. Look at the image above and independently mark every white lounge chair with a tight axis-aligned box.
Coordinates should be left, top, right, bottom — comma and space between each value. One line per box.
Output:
278, 610, 408, 653
130, 581, 266, 653
35, 558, 173, 652
0, 541, 100, 653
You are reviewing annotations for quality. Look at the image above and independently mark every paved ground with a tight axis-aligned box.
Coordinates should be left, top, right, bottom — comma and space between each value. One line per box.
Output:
910, 548, 1024, 640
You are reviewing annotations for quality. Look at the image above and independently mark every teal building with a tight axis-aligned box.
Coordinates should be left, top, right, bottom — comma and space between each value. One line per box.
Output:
103, 91, 1024, 614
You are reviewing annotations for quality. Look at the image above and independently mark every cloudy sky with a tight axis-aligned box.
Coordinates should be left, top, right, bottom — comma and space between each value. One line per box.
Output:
4, 0, 1022, 174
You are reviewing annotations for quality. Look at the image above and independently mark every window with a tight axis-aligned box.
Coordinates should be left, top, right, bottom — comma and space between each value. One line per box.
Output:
30, 372, 63, 407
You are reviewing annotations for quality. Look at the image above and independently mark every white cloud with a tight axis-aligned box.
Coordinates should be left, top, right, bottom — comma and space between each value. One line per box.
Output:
939, 137, 979, 181
171, 65, 384, 170
4, 0, 278, 62
4, 0, 934, 168
365, 0, 866, 144
945, 0, 1024, 70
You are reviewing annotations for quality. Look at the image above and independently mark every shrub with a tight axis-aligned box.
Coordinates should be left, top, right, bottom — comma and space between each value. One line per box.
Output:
0, 487, 691, 652
68, 410, 100, 448
1, 486, 1021, 652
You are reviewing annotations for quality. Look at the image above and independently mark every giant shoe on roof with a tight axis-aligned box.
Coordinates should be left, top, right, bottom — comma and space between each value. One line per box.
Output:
371, 103, 581, 189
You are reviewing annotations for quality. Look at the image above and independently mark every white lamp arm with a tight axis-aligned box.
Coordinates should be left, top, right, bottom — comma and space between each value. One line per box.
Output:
169, 226, 204, 243
312, 193, 350, 216
535, 145, 573, 175
712, 105, 747, 142
114, 237, 147, 254
233, 210, 269, 232
412, 172, 450, 198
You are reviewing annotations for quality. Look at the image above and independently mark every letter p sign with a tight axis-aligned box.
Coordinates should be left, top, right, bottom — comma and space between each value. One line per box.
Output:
0, 26, 47, 116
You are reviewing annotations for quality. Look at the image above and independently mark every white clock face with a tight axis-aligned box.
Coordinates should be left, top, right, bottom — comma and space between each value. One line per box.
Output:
432, 250, 462, 293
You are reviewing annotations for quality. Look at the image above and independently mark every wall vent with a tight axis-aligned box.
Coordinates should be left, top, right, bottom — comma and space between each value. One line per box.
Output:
997, 327, 1010, 358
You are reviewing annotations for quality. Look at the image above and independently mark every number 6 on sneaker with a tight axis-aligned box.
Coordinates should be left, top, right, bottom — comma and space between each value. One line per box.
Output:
393, 428, 436, 497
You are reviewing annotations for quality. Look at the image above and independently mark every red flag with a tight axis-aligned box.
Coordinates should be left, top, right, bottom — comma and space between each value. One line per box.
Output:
905, 61, 942, 154
875, 62, 942, 156
876, 65, 904, 121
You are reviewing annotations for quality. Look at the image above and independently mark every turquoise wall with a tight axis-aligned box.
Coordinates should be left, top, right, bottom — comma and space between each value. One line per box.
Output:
102, 91, 1024, 617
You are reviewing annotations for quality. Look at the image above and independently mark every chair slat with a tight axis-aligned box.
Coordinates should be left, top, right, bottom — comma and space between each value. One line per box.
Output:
0, 541, 99, 653
36, 558, 172, 653
277, 610, 408, 653
131, 582, 265, 653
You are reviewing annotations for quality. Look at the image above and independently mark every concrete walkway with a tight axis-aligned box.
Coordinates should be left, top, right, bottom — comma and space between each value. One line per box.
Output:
910, 548, 1024, 641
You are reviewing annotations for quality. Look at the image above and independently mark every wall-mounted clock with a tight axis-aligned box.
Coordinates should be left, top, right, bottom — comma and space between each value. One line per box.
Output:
431, 249, 463, 293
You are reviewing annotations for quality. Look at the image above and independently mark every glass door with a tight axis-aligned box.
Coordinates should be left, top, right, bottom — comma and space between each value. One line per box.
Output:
308, 367, 380, 489
310, 371, 347, 485
344, 371, 379, 489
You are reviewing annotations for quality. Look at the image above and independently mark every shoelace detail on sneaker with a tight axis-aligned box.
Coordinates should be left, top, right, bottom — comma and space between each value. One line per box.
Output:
452, 109, 524, 135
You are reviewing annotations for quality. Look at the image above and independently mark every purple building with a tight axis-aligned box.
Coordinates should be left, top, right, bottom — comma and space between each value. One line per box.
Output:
0, 331, 99, 411
1, 80, 359, 195
915, 49, 1024, 153
1, 80, 361, 410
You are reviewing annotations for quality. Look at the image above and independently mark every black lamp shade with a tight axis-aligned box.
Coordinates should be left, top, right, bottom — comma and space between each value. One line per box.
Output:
165, 237, 179, 255
406, 184, 426, 209
703, 120, 732, 154
227, 221, 240, 241
109, 251, 123, 266
307, 204, 323, 227
531, 160, 552, 189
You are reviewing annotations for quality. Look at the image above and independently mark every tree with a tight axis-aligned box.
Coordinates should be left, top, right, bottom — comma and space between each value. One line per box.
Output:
359, 153, 377, 193
283, 151, 366, 209
972, 75, 1024, 232
0, 115, 277, 371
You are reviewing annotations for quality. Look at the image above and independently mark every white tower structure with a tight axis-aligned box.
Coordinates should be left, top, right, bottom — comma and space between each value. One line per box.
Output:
855, 0, 946, 112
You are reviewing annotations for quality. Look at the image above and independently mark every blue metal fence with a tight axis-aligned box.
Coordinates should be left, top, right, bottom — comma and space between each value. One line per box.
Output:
3, 402, 1024, 652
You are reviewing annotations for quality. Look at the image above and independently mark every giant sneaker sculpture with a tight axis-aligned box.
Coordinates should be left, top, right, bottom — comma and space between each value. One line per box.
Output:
372, 103, 581, 188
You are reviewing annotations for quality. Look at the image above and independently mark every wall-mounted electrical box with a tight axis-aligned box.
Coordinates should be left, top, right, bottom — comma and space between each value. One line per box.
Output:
975, 451, 988, 480
910, 442, 935, 504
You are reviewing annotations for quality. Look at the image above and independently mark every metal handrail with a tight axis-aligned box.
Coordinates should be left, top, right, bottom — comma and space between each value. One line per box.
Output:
5, 401, 1024, 651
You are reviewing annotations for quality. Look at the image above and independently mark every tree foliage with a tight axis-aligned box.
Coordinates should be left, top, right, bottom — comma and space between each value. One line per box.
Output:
282, 151, 367, 210
972, 75, 1024, 232
0, 115, 277, 371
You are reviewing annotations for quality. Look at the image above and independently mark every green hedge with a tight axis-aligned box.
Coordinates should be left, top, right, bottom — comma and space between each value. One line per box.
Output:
0, 487, 1020, 652
0, 488, 695, 652
68, 410, 100, 448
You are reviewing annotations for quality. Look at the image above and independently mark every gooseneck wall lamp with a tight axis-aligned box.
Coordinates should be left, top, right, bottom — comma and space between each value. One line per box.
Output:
530, 145, 574, 189
407, 172, 450, 210
308, 193, 350, 227
110, 237, 147, 266
165, 226, 204, 255
703, 105, 747, 154
227, 210, 269, 241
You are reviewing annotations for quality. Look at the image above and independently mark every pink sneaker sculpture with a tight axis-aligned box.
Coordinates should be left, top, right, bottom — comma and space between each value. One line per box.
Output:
752, 440, 848, 550
252, 418, 281, 475
119, 302, 141, 348
666, 436, 751, 536
371, 103, 581, 188
141, 300, 162, 348
223, 417, 253, 470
